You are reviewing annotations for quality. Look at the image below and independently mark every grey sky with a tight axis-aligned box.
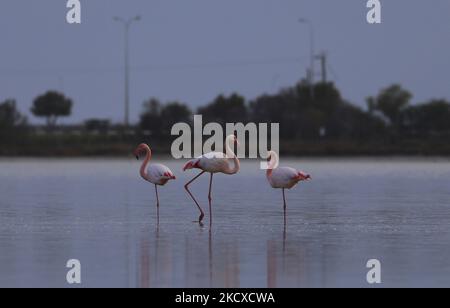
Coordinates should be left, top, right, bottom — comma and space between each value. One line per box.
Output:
1, 0, 449, 124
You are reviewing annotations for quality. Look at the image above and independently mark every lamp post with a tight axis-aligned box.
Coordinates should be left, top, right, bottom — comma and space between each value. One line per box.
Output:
114, 15, 141, 128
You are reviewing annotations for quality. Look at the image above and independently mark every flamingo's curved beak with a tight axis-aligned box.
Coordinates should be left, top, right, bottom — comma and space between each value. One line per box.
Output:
133, 148, 140, 160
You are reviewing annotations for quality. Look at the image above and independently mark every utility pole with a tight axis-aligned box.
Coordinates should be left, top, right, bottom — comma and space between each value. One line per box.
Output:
316, 52, 328, 83
114, 15, 141, 128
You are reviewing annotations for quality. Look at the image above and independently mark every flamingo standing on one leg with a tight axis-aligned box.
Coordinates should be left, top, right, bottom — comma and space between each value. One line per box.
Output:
134, 143, 176, 224
183, 135, 240, 226
266, 151, 311, 225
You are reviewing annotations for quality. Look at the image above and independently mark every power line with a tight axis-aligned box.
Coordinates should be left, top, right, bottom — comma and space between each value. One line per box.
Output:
0, 57, 305, 76
136, 57, 304, 71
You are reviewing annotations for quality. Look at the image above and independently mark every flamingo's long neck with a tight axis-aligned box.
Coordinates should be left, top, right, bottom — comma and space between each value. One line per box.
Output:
225, 136, 240, 175
266, 151, 279, 180
140, 146, 152, 181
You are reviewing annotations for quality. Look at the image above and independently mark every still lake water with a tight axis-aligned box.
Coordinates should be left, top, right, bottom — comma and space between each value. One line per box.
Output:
0, 158, 449, 288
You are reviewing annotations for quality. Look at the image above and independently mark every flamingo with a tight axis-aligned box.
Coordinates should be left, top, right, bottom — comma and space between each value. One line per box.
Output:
134, 143, 176, 223
266, 151, 311, 225
183, 134, 240, 226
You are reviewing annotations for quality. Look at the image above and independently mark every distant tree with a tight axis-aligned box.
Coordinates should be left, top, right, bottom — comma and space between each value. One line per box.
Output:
139, 99, 192, 138
326, 101, 386, 140
31, 91, 73, 127
0, 99, 27, 140
302, 83, 344, 139
404, 99, 450, 136
250, 82, 347, 140
0, 99, 26, 128
198, 93, 248, 124
139, 98, 163, 136
160, 102, 192, 133
250, 94, 285, 124
367, 85, 412, 128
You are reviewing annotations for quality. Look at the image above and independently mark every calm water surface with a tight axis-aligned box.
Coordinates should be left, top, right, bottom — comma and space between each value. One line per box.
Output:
0, 158, 450, 288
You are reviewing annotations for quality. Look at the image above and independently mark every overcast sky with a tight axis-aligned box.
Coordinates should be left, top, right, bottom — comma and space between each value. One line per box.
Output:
0, 0, 449, 124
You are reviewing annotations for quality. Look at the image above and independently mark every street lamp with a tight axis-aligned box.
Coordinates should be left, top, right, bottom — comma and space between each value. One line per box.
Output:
299, 18, 315, 87
114, 15, 141, 128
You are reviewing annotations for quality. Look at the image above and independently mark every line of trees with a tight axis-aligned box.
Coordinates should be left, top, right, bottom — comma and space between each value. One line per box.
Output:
1, 82, 450, 155
138, 82, 450, 143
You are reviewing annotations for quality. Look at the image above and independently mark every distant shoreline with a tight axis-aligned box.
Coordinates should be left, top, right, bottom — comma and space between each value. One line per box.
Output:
4, 152, 450, 158
1, 156, 450, 165
2, 130, 450, 158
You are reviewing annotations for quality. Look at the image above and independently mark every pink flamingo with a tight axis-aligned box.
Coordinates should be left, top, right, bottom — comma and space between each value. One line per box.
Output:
266, 151, 311, 225
183, 135, 240, 226
134, 143, 176, 222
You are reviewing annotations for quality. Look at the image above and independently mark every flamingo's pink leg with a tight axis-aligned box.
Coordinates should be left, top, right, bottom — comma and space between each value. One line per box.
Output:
208, 173, 214, 227
155, 184, 160, 207
184, 171, 206, 223
155, 184, 160, 224
282, 188, 287, 226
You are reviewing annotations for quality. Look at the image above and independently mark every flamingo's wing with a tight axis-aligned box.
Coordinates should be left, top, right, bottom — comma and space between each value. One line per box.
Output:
184, 152, 226, 171
198, 152, 230, 173
148, 164, 175, 181
271, 167, 299, 187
